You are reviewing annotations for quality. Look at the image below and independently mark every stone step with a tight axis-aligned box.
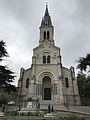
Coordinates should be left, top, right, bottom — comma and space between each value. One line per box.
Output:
40, 104, 66, 110
40, 100, 55, 105
39, 100, 66, 110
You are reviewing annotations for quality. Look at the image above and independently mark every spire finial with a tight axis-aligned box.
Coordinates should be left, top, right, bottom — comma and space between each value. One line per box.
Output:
45, 2, 49, 16
46, 2, 48, 6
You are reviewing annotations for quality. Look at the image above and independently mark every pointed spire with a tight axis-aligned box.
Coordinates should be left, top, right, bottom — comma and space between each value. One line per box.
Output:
40, 4, 53, 28
45, 3, 49, 16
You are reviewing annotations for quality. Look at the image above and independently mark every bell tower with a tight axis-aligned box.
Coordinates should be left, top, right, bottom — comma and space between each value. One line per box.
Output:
39, 4, 54, 45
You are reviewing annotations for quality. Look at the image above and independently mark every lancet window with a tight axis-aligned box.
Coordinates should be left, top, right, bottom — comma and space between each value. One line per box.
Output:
65, 77, 69, 88
43, 31, 50, 39
43, 53, 50, 64
26, 78, 29, 88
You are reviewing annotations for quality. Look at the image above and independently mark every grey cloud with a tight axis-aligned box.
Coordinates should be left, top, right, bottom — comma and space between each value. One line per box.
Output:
0, 0, 90, 85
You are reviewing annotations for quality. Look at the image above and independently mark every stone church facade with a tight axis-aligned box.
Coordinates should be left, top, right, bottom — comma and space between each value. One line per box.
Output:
18, 5, 80, 108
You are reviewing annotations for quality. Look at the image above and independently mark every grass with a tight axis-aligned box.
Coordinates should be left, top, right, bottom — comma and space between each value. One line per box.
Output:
4, 110, 90, 120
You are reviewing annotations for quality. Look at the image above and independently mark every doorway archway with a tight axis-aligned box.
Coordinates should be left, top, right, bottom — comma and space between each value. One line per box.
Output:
42, 76, 51, 100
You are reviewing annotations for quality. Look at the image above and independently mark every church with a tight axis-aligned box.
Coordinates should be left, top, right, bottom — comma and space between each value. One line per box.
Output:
18, 5, 80, 109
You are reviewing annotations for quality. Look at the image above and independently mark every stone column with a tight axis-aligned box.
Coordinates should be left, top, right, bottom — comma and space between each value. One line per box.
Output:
28, 75, 36, 98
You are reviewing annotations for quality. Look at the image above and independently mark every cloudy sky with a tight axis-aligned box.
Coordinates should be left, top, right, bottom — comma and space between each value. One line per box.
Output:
0, 0, 90, 86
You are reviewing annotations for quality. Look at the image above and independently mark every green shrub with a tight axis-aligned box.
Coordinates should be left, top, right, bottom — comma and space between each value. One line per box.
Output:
7, 111, 18, 116
27, 112, 32, 116
0, 95, 8, 105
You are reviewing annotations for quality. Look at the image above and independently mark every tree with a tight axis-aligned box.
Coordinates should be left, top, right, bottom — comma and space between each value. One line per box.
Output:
77, 54, 90, 98
83, 76, 90, 97
77, 54, 90, 72
0, 40, 16, 92
0, 95, 8, 105
77, 73, 86, 97
77, 73, 90, 98
0, 40, 8, 61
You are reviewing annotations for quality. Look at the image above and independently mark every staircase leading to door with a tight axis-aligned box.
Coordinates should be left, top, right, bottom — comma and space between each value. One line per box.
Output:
40, 100, 66, 110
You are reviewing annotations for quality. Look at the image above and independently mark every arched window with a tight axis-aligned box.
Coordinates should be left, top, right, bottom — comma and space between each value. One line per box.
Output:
65, 77, 69, 88
47, 31, 49, 39
47, 55, 50, 63
43, 55, 46, 63
43, 31, 46, 39
26, 78, 29, 88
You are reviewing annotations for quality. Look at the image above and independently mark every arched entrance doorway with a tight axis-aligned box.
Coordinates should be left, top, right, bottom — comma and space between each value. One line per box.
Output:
42, 76, 51, 100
